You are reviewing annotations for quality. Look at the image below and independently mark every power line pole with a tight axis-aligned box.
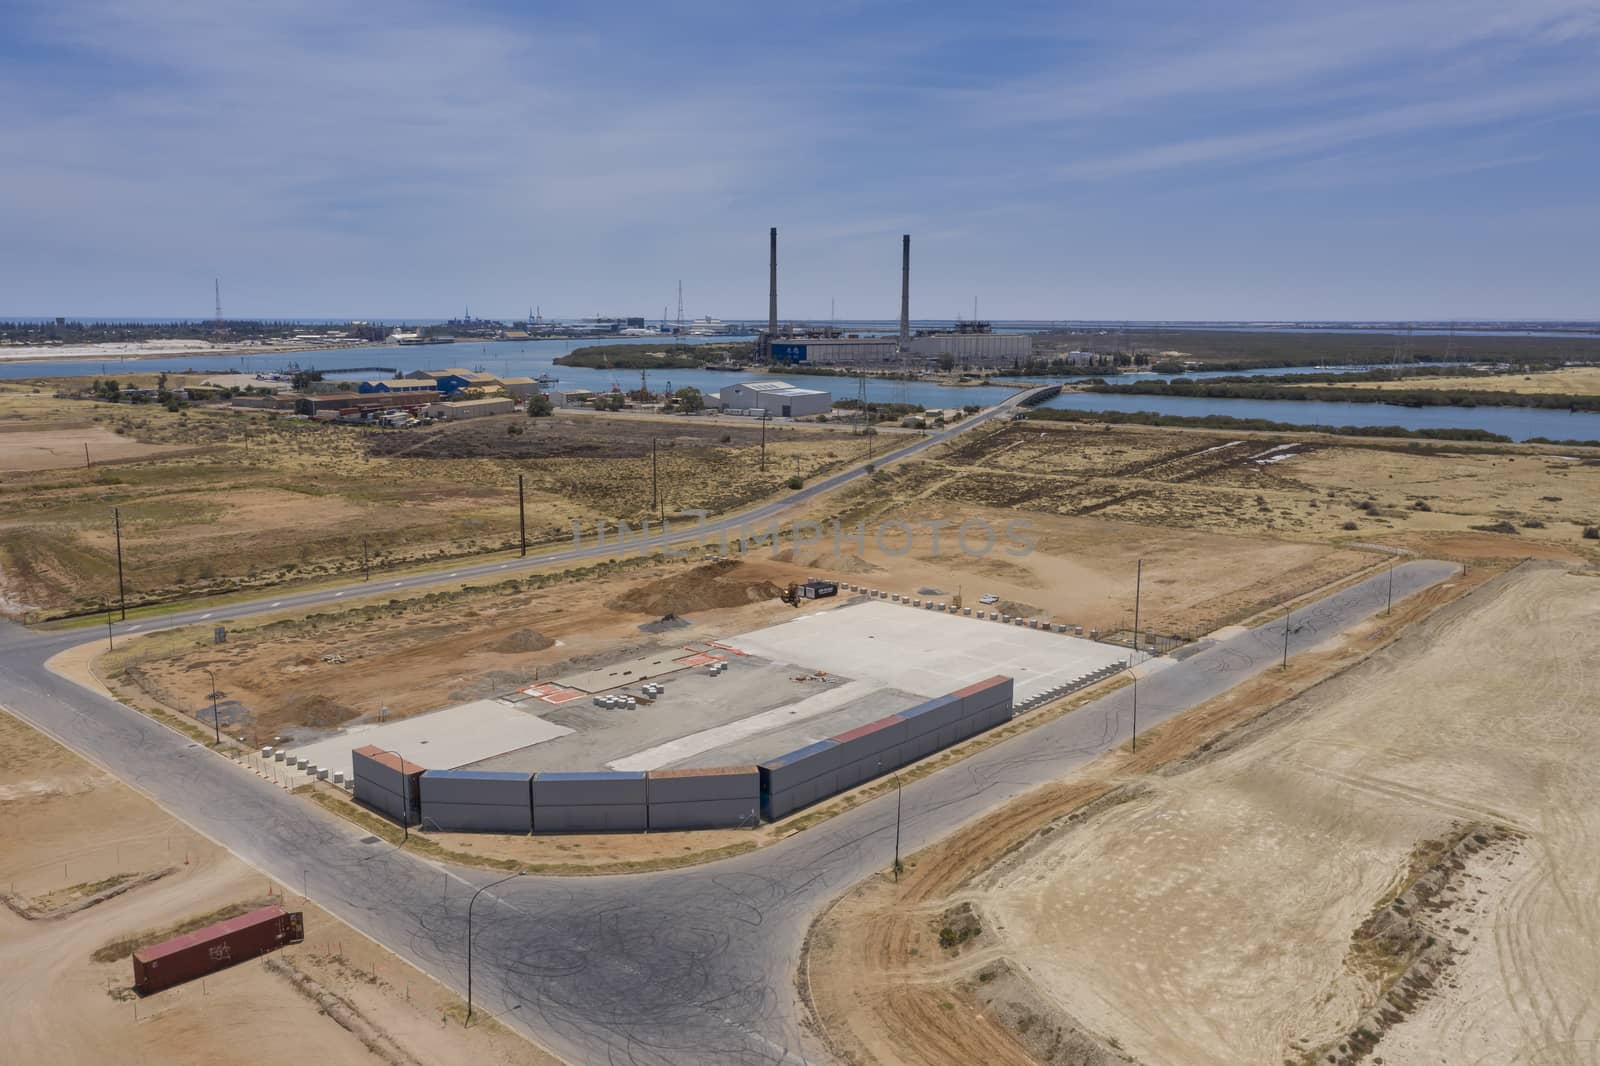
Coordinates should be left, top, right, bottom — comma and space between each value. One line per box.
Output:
113, 507, 127, 620
517, 474, 527, 557
362, 537, 370, 581
1386, 558, 1394, 616
1131, 672, 1138, 754
1131, 559, 1142, 660
651, 440, 658, 514
205, 668, 221, 745
760, 411, 768, 472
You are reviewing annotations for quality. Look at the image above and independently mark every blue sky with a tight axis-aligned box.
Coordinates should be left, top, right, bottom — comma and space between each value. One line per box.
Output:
3, 0, 1597, 320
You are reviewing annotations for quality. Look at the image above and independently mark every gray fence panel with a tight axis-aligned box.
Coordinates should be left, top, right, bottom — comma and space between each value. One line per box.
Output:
758, 739, 846, 796
533, 773, 648, 807
830, 716, 910, 762
648, 798, 760, 831
647, 768, 759, 805
534, 803, 649, 833
420, 770, 533, 807
762, 772, 841, 822
420, 800, 532, 834
897, 694, 963, 736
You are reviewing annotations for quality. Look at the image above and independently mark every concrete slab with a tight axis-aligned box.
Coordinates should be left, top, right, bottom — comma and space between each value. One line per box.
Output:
721, 600, 1126, 703
608, 680, 878, 771
558, 652, 703, 693
284, 699, 573, 781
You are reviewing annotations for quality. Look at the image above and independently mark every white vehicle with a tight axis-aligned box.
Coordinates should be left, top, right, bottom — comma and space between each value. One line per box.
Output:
978, 593, 999, 605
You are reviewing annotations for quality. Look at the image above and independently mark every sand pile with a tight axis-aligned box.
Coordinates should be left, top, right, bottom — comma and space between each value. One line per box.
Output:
486, 628, 555, 654
608, 560, 782, 615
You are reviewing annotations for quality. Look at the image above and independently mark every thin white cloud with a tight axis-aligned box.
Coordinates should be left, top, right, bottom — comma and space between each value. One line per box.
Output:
1055, 79, 1600, 179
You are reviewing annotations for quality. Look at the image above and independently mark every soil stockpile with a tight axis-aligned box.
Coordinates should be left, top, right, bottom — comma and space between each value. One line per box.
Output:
607, 560, 783, 615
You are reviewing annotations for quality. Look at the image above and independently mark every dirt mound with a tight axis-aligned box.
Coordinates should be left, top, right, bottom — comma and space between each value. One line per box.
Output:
485, 628, 555, 654
608, 561, 783, 615
275, 693, 357, 728
770, 548, 882, 574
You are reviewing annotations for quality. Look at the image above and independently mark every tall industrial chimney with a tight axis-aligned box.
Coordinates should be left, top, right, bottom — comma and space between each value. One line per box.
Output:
768, 227, 779, 343
899, 234, 911, 348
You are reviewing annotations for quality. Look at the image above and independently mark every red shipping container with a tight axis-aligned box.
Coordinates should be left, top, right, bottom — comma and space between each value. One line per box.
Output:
132, 905, 304, 994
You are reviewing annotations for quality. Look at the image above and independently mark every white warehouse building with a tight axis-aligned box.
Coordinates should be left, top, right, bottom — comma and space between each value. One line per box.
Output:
717, 380, 833, 418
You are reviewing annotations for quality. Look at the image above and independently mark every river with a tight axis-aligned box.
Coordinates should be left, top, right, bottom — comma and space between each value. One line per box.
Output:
1038, 389, 1600, 443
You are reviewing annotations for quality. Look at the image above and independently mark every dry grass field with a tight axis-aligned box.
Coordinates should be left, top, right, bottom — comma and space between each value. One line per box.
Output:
805, 563, 1600, 1066
1303, 365, 1600, 396
0, 383, 857, 617
869, 419, 1600, 552
0, 707, 554, 1066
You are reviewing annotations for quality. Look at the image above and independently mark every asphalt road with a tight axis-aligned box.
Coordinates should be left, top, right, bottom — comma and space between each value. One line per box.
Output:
56, 387, 1050, 642
0, 391, 1461, 1064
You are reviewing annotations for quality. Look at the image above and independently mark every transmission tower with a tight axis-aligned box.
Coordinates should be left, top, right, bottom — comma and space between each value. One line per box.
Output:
213, 278, 224, 335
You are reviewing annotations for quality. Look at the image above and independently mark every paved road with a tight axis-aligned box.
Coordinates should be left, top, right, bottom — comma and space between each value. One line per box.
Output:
52, 387, 1050, 642
0, 556, 1457, 1064
0, 387, 1461, 1063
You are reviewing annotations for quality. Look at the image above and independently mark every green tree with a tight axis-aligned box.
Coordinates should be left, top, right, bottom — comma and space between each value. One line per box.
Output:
674, 386, 705, 412
526, 392, 554, 417
937, 353, 956, 372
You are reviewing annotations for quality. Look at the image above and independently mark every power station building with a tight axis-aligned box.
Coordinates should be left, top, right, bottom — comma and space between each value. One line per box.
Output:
770, 332, 1031, 368
907, 332, 1033, 366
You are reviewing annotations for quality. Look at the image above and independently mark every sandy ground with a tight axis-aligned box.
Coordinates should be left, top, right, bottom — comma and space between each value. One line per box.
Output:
0, 386, 859, 617
1313, 366, 1600, 396
0, 705, 558, 1066
0, 423, 192, 471
805, 563, 1600, 1066
878, 419, 1600, 554
109, 505, 1374, 745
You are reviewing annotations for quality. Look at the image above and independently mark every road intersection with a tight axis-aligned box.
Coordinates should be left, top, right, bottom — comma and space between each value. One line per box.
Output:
0, 390, 1460, 1064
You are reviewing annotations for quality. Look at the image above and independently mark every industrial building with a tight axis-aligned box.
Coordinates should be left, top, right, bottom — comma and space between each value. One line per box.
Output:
770, 338, 899, 366
404, 368, 501, 395
357, 379, 440, 395
549, 388, 595, 407
717, 380, 832, 418
423, 397, 516, 420
906, 332, 1033, 366
496, 376, 542, 399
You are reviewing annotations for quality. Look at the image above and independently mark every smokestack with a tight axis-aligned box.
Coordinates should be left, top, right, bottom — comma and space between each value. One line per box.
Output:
899, 234, 910, 348
768, 227, 778, 341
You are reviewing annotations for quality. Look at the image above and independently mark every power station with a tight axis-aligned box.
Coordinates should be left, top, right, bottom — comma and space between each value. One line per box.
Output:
759, 228, 1031, 368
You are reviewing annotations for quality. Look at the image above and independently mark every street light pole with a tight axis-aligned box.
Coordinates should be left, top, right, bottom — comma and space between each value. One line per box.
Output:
205, 668, 220, 744
1282, 611, 1296, 670
371, 748, 413, 843
1386, 559, 1394, 616
467, 871, 523, 1024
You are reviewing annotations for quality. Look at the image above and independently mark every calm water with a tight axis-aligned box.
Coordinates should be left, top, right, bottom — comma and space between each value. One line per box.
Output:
1039, 390, 1600, 443
0, 335, 1020, 409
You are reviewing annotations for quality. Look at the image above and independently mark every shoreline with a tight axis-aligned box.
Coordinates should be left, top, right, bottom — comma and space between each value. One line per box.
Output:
0, 340, 391, 366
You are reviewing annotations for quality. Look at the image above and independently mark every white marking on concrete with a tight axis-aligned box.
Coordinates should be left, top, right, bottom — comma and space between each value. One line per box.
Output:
270, 601, 282, 607
608, 681, 874, 771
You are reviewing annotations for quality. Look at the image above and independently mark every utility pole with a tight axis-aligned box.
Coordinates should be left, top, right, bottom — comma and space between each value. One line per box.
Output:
1386, 559, 1394, 616
205, 668, 220, 744
467, 872, 524, 1023
84, 442, 91, 469
651, 440, 658, 514
1132, 559, 1142, 660
1131, 672, 1138, 754
106, 608, 114, 651
1282, 610, 1296, 670
518, 475, 527, 557
362, 537, 370, 581
893, 771, 903, 881
113, 507, 127, 620
760, 411, 768, 472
